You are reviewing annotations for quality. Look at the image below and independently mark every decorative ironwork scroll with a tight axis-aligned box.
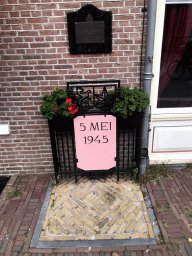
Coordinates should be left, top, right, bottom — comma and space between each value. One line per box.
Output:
67, 80, 120, 116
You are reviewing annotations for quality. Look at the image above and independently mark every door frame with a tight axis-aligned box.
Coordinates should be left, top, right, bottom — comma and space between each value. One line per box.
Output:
149, 0, 192, 164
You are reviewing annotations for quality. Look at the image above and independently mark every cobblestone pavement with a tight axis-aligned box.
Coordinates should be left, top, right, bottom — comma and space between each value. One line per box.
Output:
0, 168, 192, 255
39, 175, 154, 241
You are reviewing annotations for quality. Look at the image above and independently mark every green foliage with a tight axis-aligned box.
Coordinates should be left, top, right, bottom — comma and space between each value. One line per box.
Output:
168, 235, 173, 246
186, 210, 192, 218
131, 168, 139, 181
40, 86, 149, 120
181, 163, 192, 176
40, 86, 78, 120
6, 188, 23, 201
51, 199, 55, 208
180, 232, 188, 240
162, 220, 168, 229
133, 163, 171, 187
157, 203, 164, 213
111, 87, 149, 118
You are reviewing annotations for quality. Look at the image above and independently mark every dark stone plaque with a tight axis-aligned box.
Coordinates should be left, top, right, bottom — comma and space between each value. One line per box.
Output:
75, 20, 104, 44
67, 4, 112, 54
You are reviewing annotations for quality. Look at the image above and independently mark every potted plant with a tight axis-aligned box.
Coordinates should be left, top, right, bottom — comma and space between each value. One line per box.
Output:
40, 85, 149, 130
40, 86, 79, 131
107, 86, 149, 128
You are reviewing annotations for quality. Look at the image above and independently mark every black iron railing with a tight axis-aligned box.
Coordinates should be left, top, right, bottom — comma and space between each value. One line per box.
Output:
48, 80, 143, 183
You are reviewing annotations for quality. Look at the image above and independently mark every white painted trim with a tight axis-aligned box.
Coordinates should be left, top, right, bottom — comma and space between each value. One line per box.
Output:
149, 120, 192, 128
151, 0, 192, 116
166, 0, 192, 3
150, 0, 165, 117
149, 120, 192, 164
149, 153, 192, 165
152, 113, 192, 121
154, 107, 192, 114
149, 0, 192, 164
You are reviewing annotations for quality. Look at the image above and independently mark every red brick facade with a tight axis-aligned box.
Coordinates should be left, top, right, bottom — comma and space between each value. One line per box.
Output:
0, 0, 147, 175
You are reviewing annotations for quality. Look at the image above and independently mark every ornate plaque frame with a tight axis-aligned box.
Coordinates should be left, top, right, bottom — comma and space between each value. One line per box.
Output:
67, 4, 112, 54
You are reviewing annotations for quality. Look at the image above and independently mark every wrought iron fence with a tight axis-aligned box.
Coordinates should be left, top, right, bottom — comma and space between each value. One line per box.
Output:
48, 80, 143, 183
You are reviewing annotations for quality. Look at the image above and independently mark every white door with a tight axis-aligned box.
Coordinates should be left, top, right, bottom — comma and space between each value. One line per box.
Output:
149, 0, 192, 164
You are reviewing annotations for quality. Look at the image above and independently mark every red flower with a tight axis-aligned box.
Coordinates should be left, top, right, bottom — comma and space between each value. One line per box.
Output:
66, 98, 72, 105
54, 105, 60, 113
68, 104, 78, 115
68, 106, 73, 112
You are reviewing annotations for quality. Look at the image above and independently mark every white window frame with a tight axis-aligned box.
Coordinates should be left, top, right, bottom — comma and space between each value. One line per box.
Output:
151, 0, 192, 117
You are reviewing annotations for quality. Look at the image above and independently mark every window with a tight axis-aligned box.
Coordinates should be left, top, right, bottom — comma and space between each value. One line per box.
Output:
157, 3, 192, 108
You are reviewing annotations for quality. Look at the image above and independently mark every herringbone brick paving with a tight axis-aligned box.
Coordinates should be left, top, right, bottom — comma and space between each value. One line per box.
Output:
40, 176, 154, 241
0, 168, 192, 255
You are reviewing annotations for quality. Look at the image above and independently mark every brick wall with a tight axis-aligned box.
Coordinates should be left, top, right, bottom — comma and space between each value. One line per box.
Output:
0, 0, 147, 175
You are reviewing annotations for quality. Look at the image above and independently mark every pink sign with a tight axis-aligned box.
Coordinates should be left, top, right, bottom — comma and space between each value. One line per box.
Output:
73, 115, 116, 171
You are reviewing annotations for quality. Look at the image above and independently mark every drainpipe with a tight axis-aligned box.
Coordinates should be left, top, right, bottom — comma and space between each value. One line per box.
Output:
139, 0, 157, 176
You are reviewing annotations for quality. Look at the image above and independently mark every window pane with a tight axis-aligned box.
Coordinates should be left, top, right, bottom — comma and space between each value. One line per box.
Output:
157, 4, 192, 108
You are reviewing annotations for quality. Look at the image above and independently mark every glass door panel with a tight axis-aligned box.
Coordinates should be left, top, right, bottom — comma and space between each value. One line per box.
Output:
157, 4, 192, 108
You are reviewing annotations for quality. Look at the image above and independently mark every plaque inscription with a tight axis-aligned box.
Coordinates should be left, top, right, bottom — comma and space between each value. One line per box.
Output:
75, 21, 104, 44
